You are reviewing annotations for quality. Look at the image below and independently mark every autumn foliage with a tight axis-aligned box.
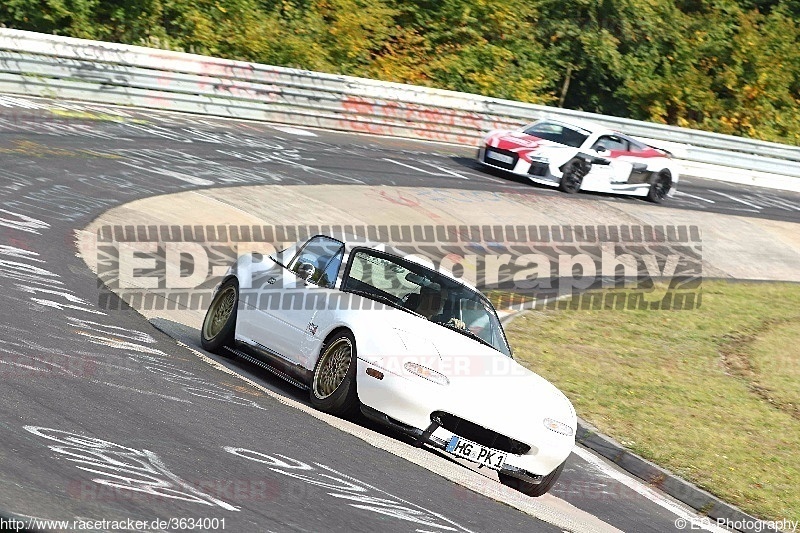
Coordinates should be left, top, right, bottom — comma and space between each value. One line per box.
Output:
2, 0, 799, 144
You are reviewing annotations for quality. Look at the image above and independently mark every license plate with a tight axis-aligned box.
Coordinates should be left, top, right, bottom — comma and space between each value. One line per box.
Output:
485, 151, 514, 165
446, 436, 507, 470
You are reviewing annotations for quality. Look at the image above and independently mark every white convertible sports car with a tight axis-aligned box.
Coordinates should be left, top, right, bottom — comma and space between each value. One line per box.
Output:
201, 234, 576, 497
478, 118, 680, 202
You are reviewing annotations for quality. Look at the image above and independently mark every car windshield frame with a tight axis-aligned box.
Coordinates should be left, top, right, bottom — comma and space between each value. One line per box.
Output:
341, 247, 512, 356
523, 120, 590, 148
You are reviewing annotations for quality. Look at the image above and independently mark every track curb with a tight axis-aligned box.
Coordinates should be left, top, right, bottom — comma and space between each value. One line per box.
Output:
575, 418, 780, 533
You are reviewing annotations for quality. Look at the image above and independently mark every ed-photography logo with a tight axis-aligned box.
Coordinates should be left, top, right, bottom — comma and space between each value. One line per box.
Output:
674, 516, 798, 532
94, 224, 702, 312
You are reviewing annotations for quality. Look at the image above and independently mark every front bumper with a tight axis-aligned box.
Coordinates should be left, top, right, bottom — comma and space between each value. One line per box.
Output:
356, 358, 574, 478
360, 404, 545, 485
478, 146, 558, 182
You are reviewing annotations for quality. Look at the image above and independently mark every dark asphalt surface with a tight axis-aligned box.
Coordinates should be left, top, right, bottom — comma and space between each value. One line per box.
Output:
2, 95, 796, 532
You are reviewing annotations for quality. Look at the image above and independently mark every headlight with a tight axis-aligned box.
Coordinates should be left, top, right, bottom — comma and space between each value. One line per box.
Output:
404, 362, 449, 386
543, 418, 574, 436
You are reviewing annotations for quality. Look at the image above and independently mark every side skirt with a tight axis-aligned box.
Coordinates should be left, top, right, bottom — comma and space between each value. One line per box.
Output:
225, 341, 313, 390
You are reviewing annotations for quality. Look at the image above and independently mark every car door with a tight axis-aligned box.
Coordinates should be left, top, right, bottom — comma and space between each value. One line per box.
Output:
590, 135, 634, 183
250, 236, 345, 367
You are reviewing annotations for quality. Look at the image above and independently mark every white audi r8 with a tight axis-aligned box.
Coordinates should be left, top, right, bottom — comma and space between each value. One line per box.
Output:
478, 118, 680, 202
201, 235, 576, 497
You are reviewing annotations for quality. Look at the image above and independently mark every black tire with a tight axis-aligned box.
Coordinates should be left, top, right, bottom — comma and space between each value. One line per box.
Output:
647, 170, 672, 203
200, 278, 238, 353
310, 330, 360, 418
499, 460, 566, 497
559, 158, 589, 194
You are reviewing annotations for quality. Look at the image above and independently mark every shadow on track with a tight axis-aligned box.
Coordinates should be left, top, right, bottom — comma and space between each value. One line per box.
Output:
148, 318, 423, 447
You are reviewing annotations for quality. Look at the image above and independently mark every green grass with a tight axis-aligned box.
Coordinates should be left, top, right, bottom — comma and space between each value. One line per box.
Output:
505, 280, 800, 522
745, 322, 800, 419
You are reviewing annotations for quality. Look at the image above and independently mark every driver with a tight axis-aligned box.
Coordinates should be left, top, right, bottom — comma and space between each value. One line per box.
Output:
416, 286, 466, 329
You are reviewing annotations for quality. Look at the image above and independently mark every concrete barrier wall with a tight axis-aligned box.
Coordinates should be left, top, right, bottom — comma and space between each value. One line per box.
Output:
1, 28, 799, 184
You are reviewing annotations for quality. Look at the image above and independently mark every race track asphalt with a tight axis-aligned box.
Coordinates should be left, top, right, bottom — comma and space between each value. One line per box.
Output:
3, 97, 797, 532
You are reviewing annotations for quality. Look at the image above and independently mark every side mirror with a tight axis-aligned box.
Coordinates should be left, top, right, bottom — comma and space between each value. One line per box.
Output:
297, 262, 316, 280
595, 146, 607, 153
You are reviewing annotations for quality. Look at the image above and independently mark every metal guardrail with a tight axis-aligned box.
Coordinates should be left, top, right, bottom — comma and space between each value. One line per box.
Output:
1, 28, 799, 180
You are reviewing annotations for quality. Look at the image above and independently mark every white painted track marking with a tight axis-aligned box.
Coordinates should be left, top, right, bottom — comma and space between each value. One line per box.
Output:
384, 157, 514, 183
419, 160, 470, 179
316, 463, 478, 533
674, 191, 716, 203
0, 360, 48, 372
117, 162, 216, 186
710, 190, 763, 210
271, 125, 317, 136
473, 173, 510, 184
270, 155, 365, 184
752, 193, 800, 211
383, 157, 441, 175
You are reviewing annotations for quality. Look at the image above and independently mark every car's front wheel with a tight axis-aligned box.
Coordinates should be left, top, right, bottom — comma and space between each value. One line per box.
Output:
647, 170, 672, 203
499, 460, 566, 497
201, 278, 238, 353
310, 330, 360, 417
559, 158, 589, 194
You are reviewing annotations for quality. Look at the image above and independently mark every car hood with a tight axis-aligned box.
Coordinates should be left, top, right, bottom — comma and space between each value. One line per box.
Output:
484, 130, 567, 162
443, 336, 573, 416
386, 311, 575, 422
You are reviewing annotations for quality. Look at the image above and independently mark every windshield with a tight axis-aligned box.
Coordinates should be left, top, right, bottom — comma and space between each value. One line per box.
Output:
523, 120, 589, 148
342, 248, 512, 356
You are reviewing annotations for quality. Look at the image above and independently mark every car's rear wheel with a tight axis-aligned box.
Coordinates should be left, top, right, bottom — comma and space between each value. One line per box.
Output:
310, 330, 359, 417
647, 170, 672, 203
559, 158, 589, 194
201, 278, 238, 353
499, 460, 566, 497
